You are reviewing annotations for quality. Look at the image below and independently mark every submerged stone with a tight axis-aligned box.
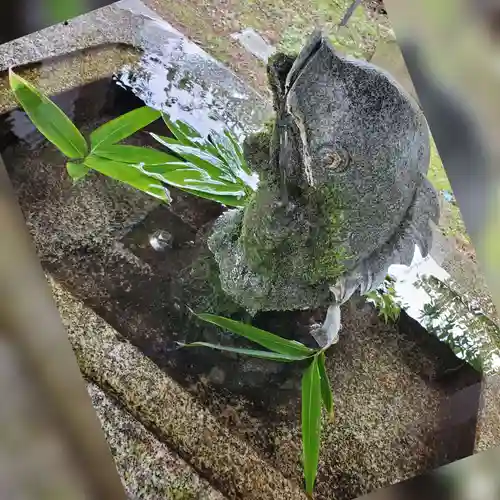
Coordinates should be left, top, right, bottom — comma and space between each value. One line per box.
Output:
209, 31, 439, 343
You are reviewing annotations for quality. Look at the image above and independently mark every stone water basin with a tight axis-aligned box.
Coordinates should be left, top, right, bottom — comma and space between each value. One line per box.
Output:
0, 49, 483, 500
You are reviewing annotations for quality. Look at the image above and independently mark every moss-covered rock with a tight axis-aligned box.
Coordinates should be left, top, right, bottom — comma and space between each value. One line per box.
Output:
240, 127, 350, 284
209, 32, 438, 319
208, 206, 333, 313
178, 246, 246, 318
208, 101, 354, 313
240, 181, 349, 286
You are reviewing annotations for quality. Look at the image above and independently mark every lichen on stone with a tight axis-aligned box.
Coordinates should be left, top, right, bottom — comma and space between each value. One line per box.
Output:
242, 128, 276, 182
303, 183, 351, 283
178, 247, 245, 318
208, 31, 439, 334
240, 181, 349, 286
239, 121, 351, 286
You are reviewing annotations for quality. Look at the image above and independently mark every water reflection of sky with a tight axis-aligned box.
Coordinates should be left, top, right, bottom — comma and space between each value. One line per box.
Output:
389, 246, 449, 319
117, 33, 270, 139
390, 246, 500, 372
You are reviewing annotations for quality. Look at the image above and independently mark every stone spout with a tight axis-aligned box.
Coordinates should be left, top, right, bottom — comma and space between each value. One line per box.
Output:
208, 31, 440, 346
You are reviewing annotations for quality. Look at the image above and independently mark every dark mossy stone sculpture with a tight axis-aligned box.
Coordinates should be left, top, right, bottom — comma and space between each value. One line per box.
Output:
209, 32, 439, 346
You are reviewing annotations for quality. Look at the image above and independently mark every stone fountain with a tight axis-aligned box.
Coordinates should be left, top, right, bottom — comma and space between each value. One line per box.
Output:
210, 31, 440, 346
0, 7, 487, 499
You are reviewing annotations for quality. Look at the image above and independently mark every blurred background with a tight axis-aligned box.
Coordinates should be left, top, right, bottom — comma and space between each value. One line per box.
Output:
0, 0, 117, 44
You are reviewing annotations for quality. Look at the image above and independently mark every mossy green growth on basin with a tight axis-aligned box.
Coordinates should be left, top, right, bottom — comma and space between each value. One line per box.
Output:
179, 249, 246, 318
306, 183, 351, 282
240, 130, 349, 286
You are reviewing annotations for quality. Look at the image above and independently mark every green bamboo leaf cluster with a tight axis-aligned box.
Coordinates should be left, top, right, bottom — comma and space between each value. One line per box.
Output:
9, 69, 257, 207
9, 68, 336, 495
185, 313, 336, 496
151, 113, 258, 207
9, 69, 88, 159
365, 275, 402, 323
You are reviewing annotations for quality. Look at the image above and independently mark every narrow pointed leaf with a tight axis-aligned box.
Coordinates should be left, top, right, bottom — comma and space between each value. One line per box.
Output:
200, 137, 222, 156
151, 133, 236, 182
162, 112, 202, 147
9, 69, 88, 159
153, 131, 244, 185
92, 144, 179, 165
302, 356, 322, 495
152, 133, 224, 166
66, 162, 89, 182
196, 313, 316, 357
318, 352, 334, 422
177, 120, 203, 141
160, 114, 255, 185
83, 156, 170, 201
209, 130, 239, 168
225, 129, 251, 174
181, 342, 310, 361
209, 129, 257, 190
90, 106, 161, 151
118, 160, 245, 202
139, 164, 246, 197
209, 129, 247, 176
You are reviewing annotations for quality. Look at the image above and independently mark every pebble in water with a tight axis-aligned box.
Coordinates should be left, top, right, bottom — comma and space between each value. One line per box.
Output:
149, 230, 173, 251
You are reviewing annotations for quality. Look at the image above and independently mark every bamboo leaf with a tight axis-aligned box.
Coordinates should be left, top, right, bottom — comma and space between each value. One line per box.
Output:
83, 155, 170, 201
196, 313, 316, 357
66, 162, 89, 182
162, 112, 202, 147
151, 133, 223, 165
139, 164, 246, 197
111, 158, 249, 204
209, 129, 257, 189
209, 129, 247, 176
90, 106, 161, 151
177, 121, 202, 141
92, 144, 179, 166
302, 356, 322, 495
9, 69, 88, 159
151, 133, 236, 182
160, 115, 255, 187
224, 129, 251, 174
209, 130, 239, 168
318, 352, 334, 422
181, 342, 310, 362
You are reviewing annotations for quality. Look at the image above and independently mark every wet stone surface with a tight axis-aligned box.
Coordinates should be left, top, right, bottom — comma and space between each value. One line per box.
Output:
210, 35, 439, 351
1, 73, 483, 499
88, 382, 226, 500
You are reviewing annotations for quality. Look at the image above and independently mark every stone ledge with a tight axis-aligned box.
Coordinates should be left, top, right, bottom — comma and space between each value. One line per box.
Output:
88, 381, 225, 500
0, 0, 271, 127
51, 278, 306, 500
